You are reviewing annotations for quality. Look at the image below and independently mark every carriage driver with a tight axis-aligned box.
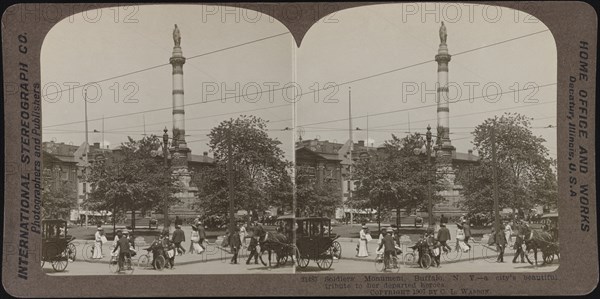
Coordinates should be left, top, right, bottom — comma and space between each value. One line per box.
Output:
377, 227, 399, 268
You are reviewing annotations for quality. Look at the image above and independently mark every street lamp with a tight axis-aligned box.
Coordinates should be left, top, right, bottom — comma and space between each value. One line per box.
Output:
413, 125, 435, 228
162, 127, 169, 230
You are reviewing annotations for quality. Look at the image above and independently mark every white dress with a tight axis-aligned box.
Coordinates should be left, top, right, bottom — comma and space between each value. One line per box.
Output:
357, 229, 369, 257
504, 225, 513, 246
93, 232, 103, 259
240, 226, 247, 245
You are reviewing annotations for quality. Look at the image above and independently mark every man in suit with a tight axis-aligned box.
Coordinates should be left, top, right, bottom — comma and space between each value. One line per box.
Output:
112, 232, 132, 271
377, 227, 398, 269
197, 221, 207, 250
229, 227, 241, 264
437, 223, 452, 253
172, 225, 186, 255
462, 220, 472, 249
246, 235, 259, 265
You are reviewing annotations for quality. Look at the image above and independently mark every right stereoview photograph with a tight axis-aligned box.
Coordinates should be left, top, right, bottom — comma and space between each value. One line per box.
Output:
292, 3, 558, 273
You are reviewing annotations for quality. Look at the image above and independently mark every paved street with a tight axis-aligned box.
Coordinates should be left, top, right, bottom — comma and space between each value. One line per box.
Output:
45, 224, 558, 275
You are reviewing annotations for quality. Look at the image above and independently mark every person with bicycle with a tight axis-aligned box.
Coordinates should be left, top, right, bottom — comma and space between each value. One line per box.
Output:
426, 229, 441, 268
377, 227, 398, 269
112, 230, 132, 272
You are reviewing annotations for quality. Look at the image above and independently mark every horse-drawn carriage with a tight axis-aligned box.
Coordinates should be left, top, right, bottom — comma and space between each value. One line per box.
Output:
525, 228, 559, 266
41, 219, 77, 272
292, 216, 341, 270
254, 216, 341, 270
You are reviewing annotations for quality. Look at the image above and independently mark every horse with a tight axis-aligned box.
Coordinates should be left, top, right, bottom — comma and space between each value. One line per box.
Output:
524, 230, 554, 266
253, 226, 290, 267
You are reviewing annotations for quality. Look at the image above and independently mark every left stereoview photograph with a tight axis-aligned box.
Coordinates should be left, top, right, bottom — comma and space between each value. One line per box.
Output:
40, 4, 295, 275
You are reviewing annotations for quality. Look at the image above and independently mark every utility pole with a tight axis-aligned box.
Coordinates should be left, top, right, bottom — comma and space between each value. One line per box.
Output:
84, 90, 89, 228
348, 87, 354, 225
491, 122, 500, 234
426, 125, 433, 227
228, 129, 235, 234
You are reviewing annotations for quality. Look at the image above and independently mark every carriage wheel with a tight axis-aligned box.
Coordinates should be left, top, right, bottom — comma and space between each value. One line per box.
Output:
276, 249, 289, 266
526, 248, 545, 266
123, 257, 134, 275
316, 248, 333, 270
295, 247, 309, 269
331, 241, 342, 259
66, 243, 77, 262
51, 258, 68, 272
154, 255, 166, 271
109, 256, 120, 273
403, 253, 416, 266
137, 254, 151, 268
419, 253, 432, 269
543, 252, 554, 264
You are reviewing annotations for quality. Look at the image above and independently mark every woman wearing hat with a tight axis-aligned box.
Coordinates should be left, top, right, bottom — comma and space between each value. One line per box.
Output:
93, 227, 105, 259
357, 225, 370, 257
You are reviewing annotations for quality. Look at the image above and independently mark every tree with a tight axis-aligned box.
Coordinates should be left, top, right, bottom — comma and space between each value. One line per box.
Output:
42, 168, 77, 219
295, 166, 342, 217
456, 113, 557, 215
86, 135, 183, 232
192, 115, 292, 220
351, 133, 447, 231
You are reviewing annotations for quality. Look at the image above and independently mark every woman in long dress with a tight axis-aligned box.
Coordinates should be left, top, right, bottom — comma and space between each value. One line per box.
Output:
357, 225, 370, 257
504, 221, 513, 248
455, 223, 469, 252
92, 227, 104, 259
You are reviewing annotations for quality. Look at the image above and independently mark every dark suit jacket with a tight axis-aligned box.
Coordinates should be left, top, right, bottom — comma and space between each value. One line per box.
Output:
463, 224, 472, 237
229, 232, 241, 249
437, 227, 451, 242
172, 229, 185, 243
113, 237, 131, 254
198, 226, 206, 239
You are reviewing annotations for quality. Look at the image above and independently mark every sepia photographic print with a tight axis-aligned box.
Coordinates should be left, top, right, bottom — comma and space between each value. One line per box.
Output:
1, 2, 597, 297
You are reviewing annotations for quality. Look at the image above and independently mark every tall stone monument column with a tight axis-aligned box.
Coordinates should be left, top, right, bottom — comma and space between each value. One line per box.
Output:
170, 24, 190, 169
435, 22, 455, 160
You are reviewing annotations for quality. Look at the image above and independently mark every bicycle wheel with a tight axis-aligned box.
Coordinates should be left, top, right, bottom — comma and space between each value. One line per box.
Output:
137, 254, 151, 268
66, 243, 77, 262
108, 256, 119, 273
154, 255, 166, 271
420, 253, 432, 269
442, 247, 460, 262
124, 257, 134, 274
403, 253, 416, 266
483, 245, 498, 263
374, 255, 385, 272
391, 256, 401, 273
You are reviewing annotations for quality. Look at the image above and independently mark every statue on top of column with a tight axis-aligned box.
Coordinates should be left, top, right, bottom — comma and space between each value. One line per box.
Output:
439, 21, 447, 45
173, 24, 181, 47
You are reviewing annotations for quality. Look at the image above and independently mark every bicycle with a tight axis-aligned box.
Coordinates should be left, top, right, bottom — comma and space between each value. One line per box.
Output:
109, 253, 134, 274
137, 248, 166, 270
374, 251, 401, 272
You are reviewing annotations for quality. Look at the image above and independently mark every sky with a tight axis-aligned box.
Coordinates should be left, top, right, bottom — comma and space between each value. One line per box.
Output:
42, 3, 557, 161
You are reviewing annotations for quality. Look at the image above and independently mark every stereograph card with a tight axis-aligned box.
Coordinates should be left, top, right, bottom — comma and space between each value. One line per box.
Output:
1, 1, 597, 297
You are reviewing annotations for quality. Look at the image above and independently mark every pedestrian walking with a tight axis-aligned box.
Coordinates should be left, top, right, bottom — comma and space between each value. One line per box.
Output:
357, 225, 370, 257
162, 231, 176, 269
198, 221, 207, 250
455, 223, 469, 252
240, 223, 248, 247
189, 225, 203, 254
504, 221, 513, 248
92, 227, 105, 259
246, 235, 259, 265
512, 221, 528, 263
462, 220, 472, 249
229, 227, 241, 264
172, 225, 186, 256
426, 230, 441, 267
495, 230, 507, 263
437, 223, 452, 253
